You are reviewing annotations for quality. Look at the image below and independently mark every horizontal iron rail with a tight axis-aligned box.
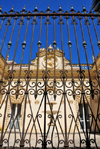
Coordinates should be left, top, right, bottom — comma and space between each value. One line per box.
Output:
0, 12, 100, 17
7, 63, 93, 66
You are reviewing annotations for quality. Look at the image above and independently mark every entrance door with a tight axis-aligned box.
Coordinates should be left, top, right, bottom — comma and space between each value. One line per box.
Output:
9, 104, 21, 129
79, 103, 90, 130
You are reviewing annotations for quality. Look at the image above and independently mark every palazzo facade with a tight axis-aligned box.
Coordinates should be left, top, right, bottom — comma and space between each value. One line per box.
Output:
0, 45, 100, 135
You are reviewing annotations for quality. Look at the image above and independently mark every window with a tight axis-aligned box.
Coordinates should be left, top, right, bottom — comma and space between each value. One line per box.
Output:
79, 103, 90, 130
9, 104, 21, 129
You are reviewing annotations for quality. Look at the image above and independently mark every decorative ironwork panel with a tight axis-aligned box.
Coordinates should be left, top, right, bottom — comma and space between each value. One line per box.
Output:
0, 5, 100, 149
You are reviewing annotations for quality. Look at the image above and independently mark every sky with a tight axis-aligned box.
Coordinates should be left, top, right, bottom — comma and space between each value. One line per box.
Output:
0, 0, 92, 12
0, 0, 100, 65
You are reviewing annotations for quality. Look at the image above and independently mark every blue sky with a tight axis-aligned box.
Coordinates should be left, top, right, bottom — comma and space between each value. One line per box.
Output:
0, 0, 92, 12
0, 0, 100, 64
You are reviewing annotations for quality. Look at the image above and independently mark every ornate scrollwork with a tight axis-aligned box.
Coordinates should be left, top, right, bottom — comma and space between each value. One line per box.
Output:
24, 139, 29, 144
46, 140, 52, 145
90, 139, 95, 145
37, 139, 43, 145
3, 139, 8, 144
68, 139, 74, 145
81, 139, 86, 145
57, 114, 62, 119
15, 139, 20, 144
59, 140, 65, 145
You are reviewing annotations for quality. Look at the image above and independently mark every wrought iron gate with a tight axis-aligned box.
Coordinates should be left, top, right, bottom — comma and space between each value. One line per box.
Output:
0, 5, 100, 148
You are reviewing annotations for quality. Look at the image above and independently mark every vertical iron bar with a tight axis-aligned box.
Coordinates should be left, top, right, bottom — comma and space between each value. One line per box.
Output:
18, 18, 29, 82
11, 23, 22, 71
0, 24, 9, 53
20, 15, 36, 148
66, 17, 75, 100
46, 22, 48, 71
44, 17, 48, 149
83, 95, 90, 148
71, 6, 90, 148
43, 6, 50, 148
0, 7, 14, 53
35, 15, 42, 99
0, 17, 5, 31
54, 17, 56, 86
6, 7, 24, 148
73, 19, 81, 70
0, 21, 16, 142
91, 16, 100, 49
0, 9, 16, 148
86, 21, 99, 77
10, 6, 25, 73
53, 16, 57, 100
91, 17, 99, 42
61, 23, 68, 149
1, 19, 16, 80
16, 17, 29, 102
0, 94, 8, 148
79, 17, 94, 99
83, 8, 99, 78
59, 7, 68, 148
79, 16, 91, 148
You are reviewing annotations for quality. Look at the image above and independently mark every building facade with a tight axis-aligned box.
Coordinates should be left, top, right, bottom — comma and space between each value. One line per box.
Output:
0, 45, 100, 147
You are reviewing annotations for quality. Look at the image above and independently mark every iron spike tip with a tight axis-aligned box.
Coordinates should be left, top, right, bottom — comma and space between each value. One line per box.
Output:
16, 91, 19, 100
35, 5, 38, 9
73, 94, 75, 100
71, 5, 74, 11
69, 5, 76, 12
20, 5, 27, 13
11, 6, 14, 10
83, 5, 85, 9
22, 5, 26, 11
47, 5, 50, 10
34, 93, 37, 99
59, 5, 62, 10
57, 5, 64, 12
71, 5, 73, 8
54, 94, 56, 101
16, 94, 18, 100
45, 5, 51, 12
32, 5, 39, 12
9, 6, 15, 13
82, 5, 86, 12
0, 6, 3, 14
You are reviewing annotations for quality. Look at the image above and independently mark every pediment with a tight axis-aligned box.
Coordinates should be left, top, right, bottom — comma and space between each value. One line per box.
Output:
31, 45, 70, 69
